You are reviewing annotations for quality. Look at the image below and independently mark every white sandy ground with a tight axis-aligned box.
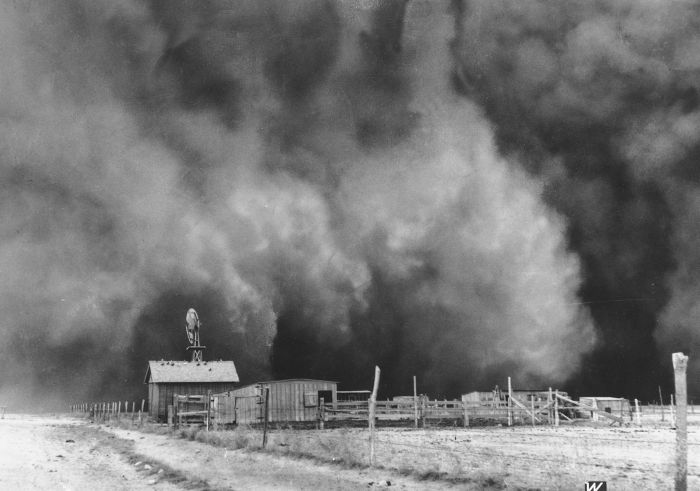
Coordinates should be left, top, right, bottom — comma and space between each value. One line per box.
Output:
0, 414, 182, 491
1, 412, 699, 490
0, 414, 478, 490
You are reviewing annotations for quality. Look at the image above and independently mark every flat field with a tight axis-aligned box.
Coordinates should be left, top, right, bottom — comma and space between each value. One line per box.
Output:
1, 412, 697, 490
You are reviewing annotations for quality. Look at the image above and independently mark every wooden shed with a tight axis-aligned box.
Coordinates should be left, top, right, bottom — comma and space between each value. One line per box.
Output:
462, 389, 569, 406
578, 397, 631, 421
144, 360, 239, 422
213, 379, 337, 425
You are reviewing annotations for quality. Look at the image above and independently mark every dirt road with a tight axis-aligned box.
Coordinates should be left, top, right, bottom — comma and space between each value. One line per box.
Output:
0, 415, 479, 490
0, 415, 182, 490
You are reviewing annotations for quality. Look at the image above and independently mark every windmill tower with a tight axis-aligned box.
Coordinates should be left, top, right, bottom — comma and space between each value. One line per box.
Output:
185, 308, 206, 362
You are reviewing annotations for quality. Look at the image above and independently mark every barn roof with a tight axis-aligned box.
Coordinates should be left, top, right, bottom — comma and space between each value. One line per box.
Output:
144, 360, 239, 384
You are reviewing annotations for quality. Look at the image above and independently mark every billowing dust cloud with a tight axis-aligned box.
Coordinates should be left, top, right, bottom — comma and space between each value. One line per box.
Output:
1, 0, 602, 408
453, 0, 700, 398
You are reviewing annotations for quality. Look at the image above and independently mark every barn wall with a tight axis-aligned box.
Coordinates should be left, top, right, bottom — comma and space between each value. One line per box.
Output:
148, 384, 159, 419
216, 380, 337, 424
268, 380, 336, 422
149, 382, 238, 422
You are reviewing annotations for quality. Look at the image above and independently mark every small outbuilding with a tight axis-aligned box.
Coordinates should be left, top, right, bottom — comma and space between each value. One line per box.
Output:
578, 397, 631, 421
462, 389, 568, 406
214, 379, 337, 425
144, 360, 239, 422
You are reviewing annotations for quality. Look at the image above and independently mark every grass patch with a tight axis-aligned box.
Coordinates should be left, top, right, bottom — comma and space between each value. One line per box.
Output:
99, 418, 509, 488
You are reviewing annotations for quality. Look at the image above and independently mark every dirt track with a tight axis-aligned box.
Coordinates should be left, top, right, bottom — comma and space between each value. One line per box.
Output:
0, 415, 182, 490
0, 415, 478, 490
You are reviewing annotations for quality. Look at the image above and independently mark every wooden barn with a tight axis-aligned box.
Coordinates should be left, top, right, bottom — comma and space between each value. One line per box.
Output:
144, 360, 239, 422
213, 379, 337, 425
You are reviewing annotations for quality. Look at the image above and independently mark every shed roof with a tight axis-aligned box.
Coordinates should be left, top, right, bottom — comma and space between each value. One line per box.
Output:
257, 378, 337, 384
230, 378, 337, 391
144, 360, 239, 384
580, 396, 627, 401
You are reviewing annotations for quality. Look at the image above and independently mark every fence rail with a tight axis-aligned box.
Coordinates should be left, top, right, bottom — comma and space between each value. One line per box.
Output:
323, 397, 591, 426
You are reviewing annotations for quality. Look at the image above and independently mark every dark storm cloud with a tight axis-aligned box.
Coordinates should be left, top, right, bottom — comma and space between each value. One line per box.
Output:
451, 0, 700, 398
0, 0, 596, 408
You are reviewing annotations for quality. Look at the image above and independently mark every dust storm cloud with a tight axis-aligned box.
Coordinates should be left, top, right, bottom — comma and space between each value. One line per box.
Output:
13, 0, 692, 407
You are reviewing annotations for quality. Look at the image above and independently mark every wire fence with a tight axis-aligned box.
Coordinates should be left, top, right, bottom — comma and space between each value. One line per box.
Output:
225, 424, 696, 489
68, 397, 699, 489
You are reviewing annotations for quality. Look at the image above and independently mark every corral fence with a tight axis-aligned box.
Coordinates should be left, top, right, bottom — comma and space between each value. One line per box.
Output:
205, 390, 643, 430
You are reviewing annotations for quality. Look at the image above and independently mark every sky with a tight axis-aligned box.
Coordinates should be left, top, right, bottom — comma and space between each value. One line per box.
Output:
1, 0, 698, 409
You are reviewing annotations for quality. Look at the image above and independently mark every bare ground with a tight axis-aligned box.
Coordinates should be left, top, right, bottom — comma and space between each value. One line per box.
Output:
0, 414, 182, 490
0, 415, 485, 490
2, 413, 698, 490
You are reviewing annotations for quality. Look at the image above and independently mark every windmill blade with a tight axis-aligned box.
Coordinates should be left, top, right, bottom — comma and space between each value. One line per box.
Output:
186, 308, 199, 330
185, 308, 199, 345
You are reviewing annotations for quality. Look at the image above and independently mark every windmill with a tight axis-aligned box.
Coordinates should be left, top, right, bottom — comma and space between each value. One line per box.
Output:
185, 308, 206, 362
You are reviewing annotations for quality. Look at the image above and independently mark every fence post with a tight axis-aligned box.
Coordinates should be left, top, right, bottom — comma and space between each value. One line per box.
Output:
659, 386, 665, 422
140, 399, 145, 425
673, 352, 688, 491
507, 377, 513, 427
463, 398, 469, 428
206, 390, 212, 432
369, 366, 381, 467
413, 376, 418, 429
262, 387, 270, 448
671, 394, 677, 429
319, 397, 325, 430
548, 388, 553, 425
555, 390, 560, 427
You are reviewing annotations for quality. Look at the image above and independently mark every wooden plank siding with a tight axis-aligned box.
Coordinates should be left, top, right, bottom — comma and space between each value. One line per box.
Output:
149, 382, 238, 421
214, 380, 337, 424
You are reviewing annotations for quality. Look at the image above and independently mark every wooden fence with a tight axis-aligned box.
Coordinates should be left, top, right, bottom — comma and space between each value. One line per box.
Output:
71, 400, 147, 425
325, 397, 554, 426
173, 394, 211, 428
324, 392, 641, 427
